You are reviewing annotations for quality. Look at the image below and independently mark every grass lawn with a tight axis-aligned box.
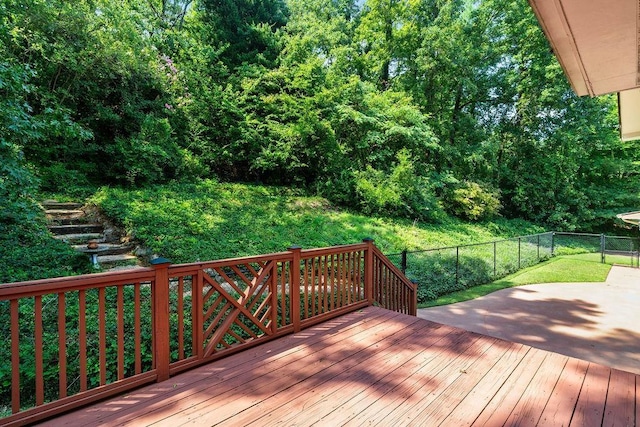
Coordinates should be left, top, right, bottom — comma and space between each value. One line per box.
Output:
420, 255, 612, 308
560, 252, 638, 267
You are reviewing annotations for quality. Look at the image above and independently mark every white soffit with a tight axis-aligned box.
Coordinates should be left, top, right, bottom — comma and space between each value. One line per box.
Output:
619, 88, 640, 141
617, 210, 640, 225
528, 0, 638, 97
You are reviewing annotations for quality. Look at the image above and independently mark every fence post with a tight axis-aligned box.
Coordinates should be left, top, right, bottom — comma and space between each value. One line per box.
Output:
401, 250, 407, 274
363, 238, 375, 306
537, 234, 540, 260
493, 241, 496, 277
455, 246, 459, 287
518, 237, 521, 270
288, 246, 302, 333
600, 234, 605, 264
151, 257, 171, 382
410, 280, 418, 316
551, 232, 555, 255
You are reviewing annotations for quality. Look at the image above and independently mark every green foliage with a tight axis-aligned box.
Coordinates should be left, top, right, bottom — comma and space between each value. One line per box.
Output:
0, 222, 90, 284
422, 256, 612, 308
0, 0, 638, 242
354, 150, 442, 221
443, 180, 501, 221
89, 180, 542, 263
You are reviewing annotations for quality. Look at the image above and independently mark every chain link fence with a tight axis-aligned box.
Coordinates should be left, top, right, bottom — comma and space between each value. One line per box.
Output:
386, 231, 638, 304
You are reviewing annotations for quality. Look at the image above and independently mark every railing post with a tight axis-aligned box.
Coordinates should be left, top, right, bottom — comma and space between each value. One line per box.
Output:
411, 280, 418, 316
151, 257, 171, 382
363, 238, 375, 306
401, 250, 407, 274
288, 246, 302, 333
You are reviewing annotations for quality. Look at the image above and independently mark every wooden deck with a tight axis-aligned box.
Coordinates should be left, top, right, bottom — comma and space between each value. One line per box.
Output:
44, 306, 639, 427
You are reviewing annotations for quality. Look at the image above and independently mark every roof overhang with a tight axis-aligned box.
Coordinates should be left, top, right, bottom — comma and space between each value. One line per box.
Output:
617, 211, 640, 226
528, 0, 640, 140
527, 0, 638, 97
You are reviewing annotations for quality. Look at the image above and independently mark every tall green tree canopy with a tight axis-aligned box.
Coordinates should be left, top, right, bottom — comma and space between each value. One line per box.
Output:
1, 0, 637, 230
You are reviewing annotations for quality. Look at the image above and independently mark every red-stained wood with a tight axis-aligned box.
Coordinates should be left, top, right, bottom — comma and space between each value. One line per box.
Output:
78, 290, 87, 392
199, 315, 429, 427
147, 312, 421, 427
58, 293, 67, 398
177, 276, 184, 360
11, 299, 20, 413
289, 246, 301, 333
439, 343, 530, 427
602, 368, 636, 427
117, 285, 124, 381
402, 340, 517, 427
35, 295, 44, 406
537, 357, 589, 426
470, 347, 549, 426
51, 308, 397, 427
570, 363, 611, 426
301, 325, 470, 427
38, 307, 640, 427
502, 351, 569, 426
98, 287, 106, 386
363, 334, 501, 426
134, 283, 142, 374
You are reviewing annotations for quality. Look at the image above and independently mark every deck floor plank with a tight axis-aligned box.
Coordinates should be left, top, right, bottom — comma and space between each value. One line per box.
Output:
602, 368, 636, 427
147, 311, 422, 426
338, 333, 486, 426
61, 308, 397, 427
537, 357, 590, 426
569, 363, 611, 427
348, 334, 500, 426
469, 346, 550, 426
41, 306, 639, 427
400, 339, 516, 427
502, 351, 569, 427
226, 320, 457, 426
193, 316, 434, 426
303, 326, 472, 427
436, 342, 530, 427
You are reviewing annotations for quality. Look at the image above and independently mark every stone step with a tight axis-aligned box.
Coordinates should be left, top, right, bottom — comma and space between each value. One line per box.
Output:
98, 254, 138, 264
53, 233, 102, 244
49, 224, 103, 235
72, 243, 132, 256
46, 209, 85, 219
49, 217, 92, 226
42, 201, 83, 210
105, 265, 147, 272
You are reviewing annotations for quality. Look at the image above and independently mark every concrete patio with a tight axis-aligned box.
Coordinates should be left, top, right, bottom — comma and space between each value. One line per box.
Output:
418, 265, 640, 374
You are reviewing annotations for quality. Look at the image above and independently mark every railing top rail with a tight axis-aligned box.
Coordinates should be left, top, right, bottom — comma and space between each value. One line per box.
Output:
169, 250, 294, 274
0, 268, 155, 299
301, 243, 368, 258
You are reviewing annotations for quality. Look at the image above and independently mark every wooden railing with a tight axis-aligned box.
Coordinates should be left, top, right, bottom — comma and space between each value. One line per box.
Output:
0, 239, 415, 425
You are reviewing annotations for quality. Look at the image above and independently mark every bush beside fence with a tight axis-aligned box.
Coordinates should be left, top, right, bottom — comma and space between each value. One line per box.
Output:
387, 231, 638, 304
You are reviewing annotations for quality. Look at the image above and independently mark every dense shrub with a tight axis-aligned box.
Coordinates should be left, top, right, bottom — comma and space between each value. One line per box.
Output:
354, 150, 443, 222
443, 180, 501, 221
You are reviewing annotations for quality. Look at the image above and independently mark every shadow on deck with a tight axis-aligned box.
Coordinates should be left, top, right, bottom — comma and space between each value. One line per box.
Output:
44, 306, 639, 426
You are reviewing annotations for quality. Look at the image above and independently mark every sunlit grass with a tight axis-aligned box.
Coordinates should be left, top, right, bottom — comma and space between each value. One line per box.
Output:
420, 255, 612, 308
89, 180, 543, 263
